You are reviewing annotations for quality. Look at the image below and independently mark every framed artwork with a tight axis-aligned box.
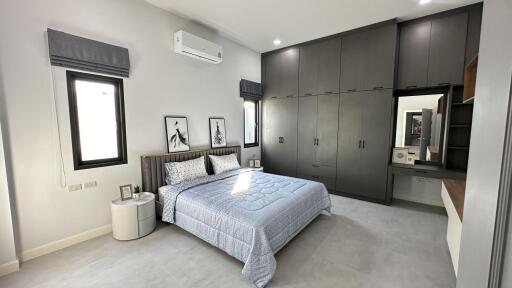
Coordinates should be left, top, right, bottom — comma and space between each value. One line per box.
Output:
249, 159, 255, 167
254, 159, 261, 168
165, 116, 190, 153
120, 184, 133, 201
392, 148, 409, 164
209, 117, 227, 148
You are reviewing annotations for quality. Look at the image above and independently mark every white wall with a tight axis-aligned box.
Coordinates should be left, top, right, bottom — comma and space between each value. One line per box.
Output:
0, 121, 19, 275
0, 0, 260, 256
457, 0, 512, 286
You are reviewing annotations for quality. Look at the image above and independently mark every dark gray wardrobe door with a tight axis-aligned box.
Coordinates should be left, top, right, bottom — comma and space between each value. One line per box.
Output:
299, 39, 341, 96
316, 39, 341, 94
340, 33, 367, 92
265, 47, 299, 99
465, 5, 482, 66
336, 92, 364, 194
428, 12, 468, 86
397, 21, 431, 89
316, 94, 339, 165
360, 90, 393, 200
365, 24, 397, 90
298, 96, 318, 164
262, 98, 298, 176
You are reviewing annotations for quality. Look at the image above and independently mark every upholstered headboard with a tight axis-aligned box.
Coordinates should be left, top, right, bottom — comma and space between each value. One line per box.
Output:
141, 146, 241, 195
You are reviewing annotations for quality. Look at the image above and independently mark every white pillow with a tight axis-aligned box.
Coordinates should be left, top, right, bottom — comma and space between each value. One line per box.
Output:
209, 154, 241, 174
164, 156, 208, 185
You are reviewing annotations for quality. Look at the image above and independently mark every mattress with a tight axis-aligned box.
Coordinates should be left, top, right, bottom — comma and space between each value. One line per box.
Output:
159, 168, 331, 287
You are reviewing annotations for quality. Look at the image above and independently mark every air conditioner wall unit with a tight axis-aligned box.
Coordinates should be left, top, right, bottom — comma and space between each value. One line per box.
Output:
174, 30, 223, 64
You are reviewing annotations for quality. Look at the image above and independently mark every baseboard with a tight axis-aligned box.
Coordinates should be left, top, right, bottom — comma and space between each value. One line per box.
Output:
0, 260, 19, 277
19, 224, 112, 262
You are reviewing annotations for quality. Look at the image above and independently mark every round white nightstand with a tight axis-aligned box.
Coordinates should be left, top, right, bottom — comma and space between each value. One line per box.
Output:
111, 192, 156, 241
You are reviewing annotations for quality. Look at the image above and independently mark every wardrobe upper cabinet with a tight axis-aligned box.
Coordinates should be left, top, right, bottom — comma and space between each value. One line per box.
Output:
397, 21, 431, 89
397, 11, 469, 89
265, 47, 299, 99
341, 23, 397, 92
365, 24, 397, 90
428, 12, 468, 87
299, 39, 341, 96
340, 32, 367, 92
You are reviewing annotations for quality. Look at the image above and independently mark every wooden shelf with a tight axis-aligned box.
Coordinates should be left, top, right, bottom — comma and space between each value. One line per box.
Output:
443, 179, 466, 220
463, 55, 478, 103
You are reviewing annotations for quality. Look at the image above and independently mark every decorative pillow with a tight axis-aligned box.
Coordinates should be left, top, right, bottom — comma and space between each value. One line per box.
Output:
164, 156, 208, 185
209, 153, 241, 174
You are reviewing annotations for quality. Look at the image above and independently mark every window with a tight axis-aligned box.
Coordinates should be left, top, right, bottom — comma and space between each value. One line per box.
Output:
244, 100, 259, 147
67, 71, 127, 170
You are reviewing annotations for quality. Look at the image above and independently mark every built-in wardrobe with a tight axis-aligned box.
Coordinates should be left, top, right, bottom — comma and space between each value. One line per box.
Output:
262, 3, 482, 204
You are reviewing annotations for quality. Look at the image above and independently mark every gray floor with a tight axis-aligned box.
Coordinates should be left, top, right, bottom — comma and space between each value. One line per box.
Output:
0, 195, 455, 288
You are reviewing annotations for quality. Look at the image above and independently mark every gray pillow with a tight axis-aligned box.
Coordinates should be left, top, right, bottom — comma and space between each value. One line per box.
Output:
208, 153, 240, 174
164, 156, 208, 185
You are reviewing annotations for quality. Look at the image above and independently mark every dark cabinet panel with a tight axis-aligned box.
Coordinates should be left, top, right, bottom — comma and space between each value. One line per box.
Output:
337, 92, 365, 194
262, 97, 298, 176
360, 90, 393, 200
366, 24, 397, 90
341, 23, 397, 92
397, 21, 431, 89
340, 33, 368, 92
316, 94, 339, 165
298, 96, 318, 164
336, 90, 392, 201
428, 12, 468, 86
465, 5, 482, 66
299, 39, 341, 96
265, 47, 299, 99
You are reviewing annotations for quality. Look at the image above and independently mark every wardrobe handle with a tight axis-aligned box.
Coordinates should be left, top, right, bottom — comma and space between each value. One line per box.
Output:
311, 175, 320, 179
373, 86, 384, 90
347, 89, 357, 92
438, 82, 450, 86
317, 138, 320, 146
324, 91, 333, 94
271, 96, 278, 99
358, 140, 362, 148
362, 140, 365, 148
304, 93, 313, 96
406, 85, 417, 89
312, 164, 321, 168
286, 95, 295, 98
313, 138, 317, 146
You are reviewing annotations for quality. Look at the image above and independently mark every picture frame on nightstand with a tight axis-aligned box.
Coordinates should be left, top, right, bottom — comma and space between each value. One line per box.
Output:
120, 184, 133, 201
249, 159, 255, 167
254, 159, 261, 168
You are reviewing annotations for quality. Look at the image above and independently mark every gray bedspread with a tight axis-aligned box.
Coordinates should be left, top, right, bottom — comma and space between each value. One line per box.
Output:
159, 168, 331, 287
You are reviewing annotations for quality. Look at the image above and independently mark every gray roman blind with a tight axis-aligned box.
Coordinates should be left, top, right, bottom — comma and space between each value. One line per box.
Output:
47, 29, 130, 77
240, 79, 263, 101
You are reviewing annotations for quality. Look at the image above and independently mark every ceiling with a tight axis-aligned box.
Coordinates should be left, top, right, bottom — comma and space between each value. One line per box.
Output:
144, 0, 480, 53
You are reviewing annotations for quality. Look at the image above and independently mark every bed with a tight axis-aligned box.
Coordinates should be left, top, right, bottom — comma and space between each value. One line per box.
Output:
141, 146, 331, 287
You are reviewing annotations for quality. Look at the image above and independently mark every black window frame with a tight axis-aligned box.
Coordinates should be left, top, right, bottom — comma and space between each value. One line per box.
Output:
66, 70, 128, 170
243, 99, 259, 148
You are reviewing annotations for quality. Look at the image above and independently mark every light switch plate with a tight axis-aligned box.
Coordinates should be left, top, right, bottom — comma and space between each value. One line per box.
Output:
84, 181, 98, 189
68, 184, 83, 192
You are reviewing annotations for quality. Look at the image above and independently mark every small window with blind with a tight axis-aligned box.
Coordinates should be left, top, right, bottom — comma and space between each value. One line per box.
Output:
66, 71, 127, 170
244, 100, 259, 148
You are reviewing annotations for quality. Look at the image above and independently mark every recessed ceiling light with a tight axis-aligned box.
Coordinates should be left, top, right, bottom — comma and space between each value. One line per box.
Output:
419, 0, 432, 5
273, 39, 282, 46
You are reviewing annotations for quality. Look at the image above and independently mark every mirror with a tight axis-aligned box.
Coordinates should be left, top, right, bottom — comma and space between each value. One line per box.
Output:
395, 94, 445, 164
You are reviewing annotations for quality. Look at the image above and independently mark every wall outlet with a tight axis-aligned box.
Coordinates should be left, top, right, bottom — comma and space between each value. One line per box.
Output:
84, 181, 98, 189
68, 184, 83, 192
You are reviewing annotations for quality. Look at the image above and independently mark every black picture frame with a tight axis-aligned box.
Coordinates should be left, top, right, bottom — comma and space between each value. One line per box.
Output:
209, 117, 227, 148
165, 116, 191, 153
